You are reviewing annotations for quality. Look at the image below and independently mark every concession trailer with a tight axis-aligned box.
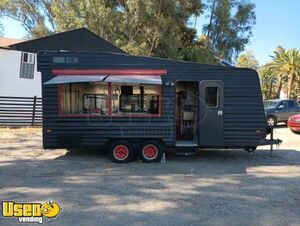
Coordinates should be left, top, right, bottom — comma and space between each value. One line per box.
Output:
37, 51, 280, 163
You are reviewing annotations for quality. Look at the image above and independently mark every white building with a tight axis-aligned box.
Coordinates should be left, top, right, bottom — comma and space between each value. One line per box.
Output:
0, 28, 125, 99
0, 39, 42, 97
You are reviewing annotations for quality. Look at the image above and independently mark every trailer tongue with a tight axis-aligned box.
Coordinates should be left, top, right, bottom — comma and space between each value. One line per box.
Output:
259, 126, 282, 156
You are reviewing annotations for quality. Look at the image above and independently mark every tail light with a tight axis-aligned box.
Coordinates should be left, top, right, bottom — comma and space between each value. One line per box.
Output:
291, 117, 300, 122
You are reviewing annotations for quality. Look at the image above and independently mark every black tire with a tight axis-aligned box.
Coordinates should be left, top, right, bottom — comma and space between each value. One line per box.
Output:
291, 130, 300, 135
109, 140, 135, 163
267, 116, 277, 127
140, 140, 163, 163
266, 126, 272, 135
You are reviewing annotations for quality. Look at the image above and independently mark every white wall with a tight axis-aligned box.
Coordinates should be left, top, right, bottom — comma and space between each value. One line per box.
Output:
0, 49, 41, 97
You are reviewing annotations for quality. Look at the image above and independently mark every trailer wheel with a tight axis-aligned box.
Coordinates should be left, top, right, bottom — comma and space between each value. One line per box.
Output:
140, 141, 163, 163
110, 141, 134, 163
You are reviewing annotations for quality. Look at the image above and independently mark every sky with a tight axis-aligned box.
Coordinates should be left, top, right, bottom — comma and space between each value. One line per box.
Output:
193, 0, 300, 65
1, 0, 300, 65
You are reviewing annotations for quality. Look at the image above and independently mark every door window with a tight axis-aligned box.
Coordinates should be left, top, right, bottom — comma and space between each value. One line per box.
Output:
205, 87, 218, 107
279, 101, 288, 109
288, 101, 296, 109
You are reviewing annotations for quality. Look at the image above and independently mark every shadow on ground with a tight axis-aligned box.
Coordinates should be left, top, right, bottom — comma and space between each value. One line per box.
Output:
0, 129, 300, 226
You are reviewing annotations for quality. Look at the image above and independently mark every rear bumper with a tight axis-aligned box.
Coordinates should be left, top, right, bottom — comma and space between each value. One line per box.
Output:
288, 121, 300, 131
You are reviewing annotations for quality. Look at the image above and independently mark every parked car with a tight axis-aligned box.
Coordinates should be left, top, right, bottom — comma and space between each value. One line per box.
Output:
264, 99, 300, 126
288, 114, 300, 134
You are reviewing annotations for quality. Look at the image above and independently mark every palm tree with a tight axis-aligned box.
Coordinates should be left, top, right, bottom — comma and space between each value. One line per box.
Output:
296, 74, 300, 102
265, 47, 287, 98
267, 47, 300, 99
259, 65, 277, 99
284, 49, 300, 99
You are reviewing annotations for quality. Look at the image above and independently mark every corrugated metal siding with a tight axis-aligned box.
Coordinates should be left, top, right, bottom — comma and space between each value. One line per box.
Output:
38, 52, 266, 149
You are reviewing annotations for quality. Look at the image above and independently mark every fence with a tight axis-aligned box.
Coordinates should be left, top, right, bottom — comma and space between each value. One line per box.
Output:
0, 96, 42, 127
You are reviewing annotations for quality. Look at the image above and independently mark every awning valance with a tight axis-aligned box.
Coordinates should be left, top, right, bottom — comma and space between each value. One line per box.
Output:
44, 75, 162, 85
44, 75, 106, 85
104, 75, 162, 85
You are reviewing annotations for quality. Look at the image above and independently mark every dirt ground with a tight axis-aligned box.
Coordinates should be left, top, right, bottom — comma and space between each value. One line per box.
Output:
0, 127, 299, 226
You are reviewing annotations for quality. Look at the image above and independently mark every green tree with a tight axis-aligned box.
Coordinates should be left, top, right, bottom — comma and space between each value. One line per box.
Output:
265, 47, 287, 98
0, 0, 203, 59
1, 0, 257, 66
284, 49, 300, 99
0, 22, 3, 36
295, 69, 300, 102
0, 0, 54, 38
180, 34, 218, 64
267, 47, 300, 99
236, 50, 259, 70
259, 64, 277, 100
203, 0, 256, 62
113, 0, 202, 58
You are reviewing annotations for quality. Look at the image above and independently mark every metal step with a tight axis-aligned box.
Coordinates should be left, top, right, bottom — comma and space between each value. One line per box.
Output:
174, 146, 198, 156
175, 152, 198, 156
175, 141, 198, 147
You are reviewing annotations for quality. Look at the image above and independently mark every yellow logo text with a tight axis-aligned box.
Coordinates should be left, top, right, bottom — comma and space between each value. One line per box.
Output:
2, 201, 61, 224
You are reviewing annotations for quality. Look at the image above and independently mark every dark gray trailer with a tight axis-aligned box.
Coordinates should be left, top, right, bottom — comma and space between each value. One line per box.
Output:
37, 51, 280, 163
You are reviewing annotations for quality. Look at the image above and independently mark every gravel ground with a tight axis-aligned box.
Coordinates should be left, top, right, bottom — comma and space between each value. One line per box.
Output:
0, 127, 299, 226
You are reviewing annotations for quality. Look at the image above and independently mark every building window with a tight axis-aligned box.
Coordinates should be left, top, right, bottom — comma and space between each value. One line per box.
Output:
59, 82, 161, 116
53, 56, 65, 64
53, 56, 78, 64
288, 100, 296, 108
205, 87, 218, 107
20, 52, 35, 79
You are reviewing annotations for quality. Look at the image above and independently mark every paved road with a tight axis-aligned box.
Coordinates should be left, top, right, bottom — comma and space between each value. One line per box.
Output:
0, 127, 299, 226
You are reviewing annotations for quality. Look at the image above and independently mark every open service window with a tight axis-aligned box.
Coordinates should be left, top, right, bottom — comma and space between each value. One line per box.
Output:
60, 83, 108, 115
58, 82, 161, 117
111, 84, 160, 115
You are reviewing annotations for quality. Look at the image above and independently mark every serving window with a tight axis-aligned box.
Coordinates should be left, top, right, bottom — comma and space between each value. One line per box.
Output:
60, 83, 108, 115
59, 82, 161, 116
83, 94, 108, 114
112, 84, 159, 114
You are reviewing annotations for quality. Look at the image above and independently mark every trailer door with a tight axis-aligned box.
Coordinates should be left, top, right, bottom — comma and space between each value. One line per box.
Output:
199, 80, 224, 146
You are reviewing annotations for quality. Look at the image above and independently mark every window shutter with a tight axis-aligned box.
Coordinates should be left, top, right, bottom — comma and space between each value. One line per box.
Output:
20, 52, 35, 79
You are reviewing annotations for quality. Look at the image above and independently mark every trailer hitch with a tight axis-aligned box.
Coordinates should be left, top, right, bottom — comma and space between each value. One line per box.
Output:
266, 126, 282, 156
269, 126, 282, 156
258, 126, 282, 156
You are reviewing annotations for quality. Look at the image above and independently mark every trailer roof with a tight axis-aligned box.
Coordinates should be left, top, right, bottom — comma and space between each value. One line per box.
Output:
38, 50, 257, 73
